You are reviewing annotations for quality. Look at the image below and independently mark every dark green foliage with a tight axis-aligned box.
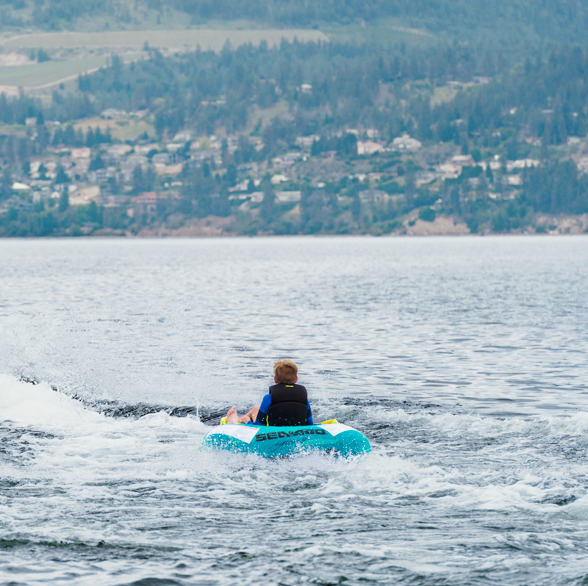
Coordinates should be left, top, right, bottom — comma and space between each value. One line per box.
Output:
0, 171, 11, 201
4, 0, 588, 48
58, 192, 69, 212
419, 207, 436, 222
260, 178, 275, 222
55, 165, 69, 184
37, 48, 50, 62
27, 211, 55, 236
523, 161, 588, 214
3, 41, 588, 150
2, 29, 588, 237
432, 47, 588, 146
131, 166, 156, 194
88, 155, 104, 171
85, 127, 111, 147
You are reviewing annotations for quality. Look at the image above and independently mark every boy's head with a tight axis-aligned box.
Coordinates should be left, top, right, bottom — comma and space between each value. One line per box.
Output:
273, 360, 298, 384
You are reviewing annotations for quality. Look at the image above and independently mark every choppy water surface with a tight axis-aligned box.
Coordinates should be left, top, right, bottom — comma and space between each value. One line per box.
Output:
1, 236, 588, 586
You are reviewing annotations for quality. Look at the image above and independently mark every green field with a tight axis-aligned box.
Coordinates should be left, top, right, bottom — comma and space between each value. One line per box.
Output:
74, 117, 157, 141
324, 24, 435, 47
0, 25, 428, 91
0, 55, 108, 88
1, 28, 327, 51
431, 85, 460, 106
0, 28, 327, 90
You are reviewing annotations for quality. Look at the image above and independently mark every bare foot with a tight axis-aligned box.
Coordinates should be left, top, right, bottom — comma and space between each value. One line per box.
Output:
226, 406, 239, 424
237, 415, 250, 424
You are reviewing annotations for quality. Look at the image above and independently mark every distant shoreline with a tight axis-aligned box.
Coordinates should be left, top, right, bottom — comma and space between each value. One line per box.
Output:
2, 232, 587, 240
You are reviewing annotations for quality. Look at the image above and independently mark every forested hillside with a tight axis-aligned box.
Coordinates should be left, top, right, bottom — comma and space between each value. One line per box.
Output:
2, 37, 588, 237
1, 41, 585, 149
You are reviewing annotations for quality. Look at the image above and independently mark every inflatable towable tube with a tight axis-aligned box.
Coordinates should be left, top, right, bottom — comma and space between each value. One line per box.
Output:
201, 421, 371, 458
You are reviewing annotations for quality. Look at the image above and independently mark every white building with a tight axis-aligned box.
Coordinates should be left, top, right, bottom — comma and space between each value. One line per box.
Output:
506, 159, 540, 171
357, 141, 384, 155
436, 163, 462, 180
101, 108, 127, 119
271, 174, 289, 185
391, 134, 422, 151
229, 180, 250, 193
295, 135, 320, 148
415, 171, 437, 187
506, 175, 523, 186
108, 144, 133, 157
359, 189, 387, 202
275, 191, 302, 203
71, 147, 91, 160
452, 154, 475, 165
173, 131, 195, 143
577, 158, 588, 173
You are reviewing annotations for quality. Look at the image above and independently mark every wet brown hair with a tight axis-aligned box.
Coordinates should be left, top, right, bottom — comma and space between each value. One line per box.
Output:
273, 360, 298, 384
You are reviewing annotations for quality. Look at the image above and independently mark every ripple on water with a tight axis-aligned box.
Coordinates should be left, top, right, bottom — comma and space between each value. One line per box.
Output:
1, 237, 588, 585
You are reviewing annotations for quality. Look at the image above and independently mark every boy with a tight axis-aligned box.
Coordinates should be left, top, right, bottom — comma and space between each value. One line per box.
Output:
225, 360, 313, 426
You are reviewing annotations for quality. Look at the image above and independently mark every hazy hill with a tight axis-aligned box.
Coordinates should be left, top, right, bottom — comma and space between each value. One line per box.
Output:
1, 0, 588, 46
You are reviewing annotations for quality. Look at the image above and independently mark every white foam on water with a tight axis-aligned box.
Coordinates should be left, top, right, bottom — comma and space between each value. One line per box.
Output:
2, 374, 583, 523
2, 372, 588, 585
0, 373, 102, 427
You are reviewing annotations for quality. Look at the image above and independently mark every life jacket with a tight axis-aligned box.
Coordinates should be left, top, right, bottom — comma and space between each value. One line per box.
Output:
266, 383, 308, 426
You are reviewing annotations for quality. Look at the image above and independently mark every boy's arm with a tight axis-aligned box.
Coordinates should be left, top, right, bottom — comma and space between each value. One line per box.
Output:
253, 393, 272, 425
306, 399, 313, 425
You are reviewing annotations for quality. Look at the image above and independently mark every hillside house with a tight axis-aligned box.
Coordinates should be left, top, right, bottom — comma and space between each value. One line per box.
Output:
101, 109, 127, 119
271, 174, 289, 185
152, 153, 171, 165
295, 135, 320, 148
173, 131, 195, 143
69, 185, 100, 206
154, 163, 182, 176
71, 147, 91, 160
229, 180, 250, 193
107, 144, 133, 158
506, 159, 540, 171
391, 134, 422, 151
275, 191, 301, 203
134, 144, 159, 155
359, 189, 387, 202
452, 154, 475, 165
436, 163, 461, 180
577, 158, 588, 173
357, 141, 384, 155
415, 171, 437, 187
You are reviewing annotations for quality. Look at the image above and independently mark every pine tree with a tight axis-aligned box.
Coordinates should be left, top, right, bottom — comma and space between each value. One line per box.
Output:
58, 191, 69, 212
260, 177, 275, 223
0, 170, 12, 201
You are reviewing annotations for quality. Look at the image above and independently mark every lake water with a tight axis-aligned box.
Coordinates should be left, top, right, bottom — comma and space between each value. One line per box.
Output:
1, 236, 588, 586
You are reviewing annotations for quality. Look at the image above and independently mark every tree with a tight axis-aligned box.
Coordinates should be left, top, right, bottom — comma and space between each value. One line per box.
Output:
405, 172, 416, 209
550, 95, 567, 145
55, 165, 70, 184
0, 171, 12, 201
37, 49, 51, 63
132, 166, 144, 194
89, 155, 105, 171
486, 165, 494, 184
58, 191, 69, 212
260, 177, 275, 222
351, 192, 361, 221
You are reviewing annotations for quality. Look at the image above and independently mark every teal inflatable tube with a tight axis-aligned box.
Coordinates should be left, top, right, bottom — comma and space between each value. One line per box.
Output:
201, 423, 371, 458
